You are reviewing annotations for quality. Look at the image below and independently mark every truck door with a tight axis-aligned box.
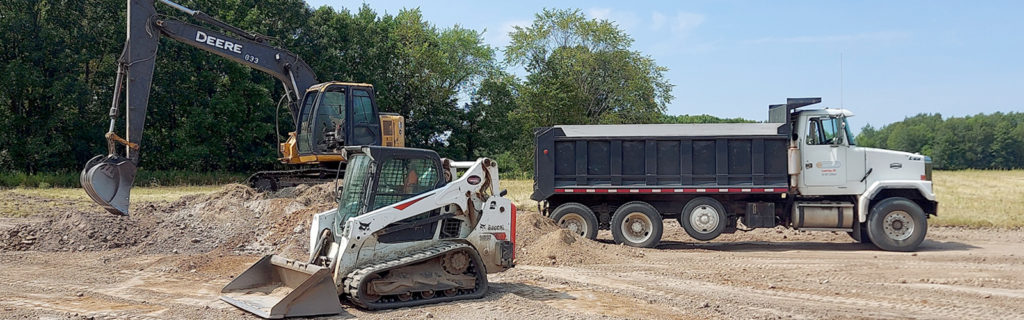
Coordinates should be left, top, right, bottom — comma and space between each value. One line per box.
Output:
348, 88, 382, 146
801, 116, 847, 187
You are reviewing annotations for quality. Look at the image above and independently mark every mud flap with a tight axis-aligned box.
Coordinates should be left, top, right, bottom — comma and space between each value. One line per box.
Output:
81, 155, 136, 216
221, 255, 343, 319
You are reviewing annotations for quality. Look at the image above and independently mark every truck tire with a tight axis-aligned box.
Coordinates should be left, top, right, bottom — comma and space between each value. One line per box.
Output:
680, 197, 728, 241
866, 197, 927, 252
550, 202, 599, 240
610, 201, 663, 248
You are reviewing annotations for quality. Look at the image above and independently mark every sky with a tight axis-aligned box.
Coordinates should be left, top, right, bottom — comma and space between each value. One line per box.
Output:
304, 0, 1023, 130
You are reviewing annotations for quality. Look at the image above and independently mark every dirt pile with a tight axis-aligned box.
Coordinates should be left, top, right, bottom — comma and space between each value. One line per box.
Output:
514, 212, 644, 266
1, 210, 154, 251
0, 183, 340, 260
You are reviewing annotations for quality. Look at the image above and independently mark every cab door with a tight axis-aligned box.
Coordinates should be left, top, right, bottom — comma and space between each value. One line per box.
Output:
347, 88, 382, 146
801, 116, 847, 187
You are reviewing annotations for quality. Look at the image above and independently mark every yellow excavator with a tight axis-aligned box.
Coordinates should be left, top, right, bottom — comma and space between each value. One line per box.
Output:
81, 0, 404, 215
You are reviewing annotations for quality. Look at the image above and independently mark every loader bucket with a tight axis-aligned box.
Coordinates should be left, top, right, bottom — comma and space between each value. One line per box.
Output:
221, 255, 344, 319
81, 155, 136, 216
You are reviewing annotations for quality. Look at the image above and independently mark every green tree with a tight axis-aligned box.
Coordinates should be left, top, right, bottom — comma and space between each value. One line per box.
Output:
858, 112, 1024, 169
658, 114, 754, 124
505, 8, 673, 129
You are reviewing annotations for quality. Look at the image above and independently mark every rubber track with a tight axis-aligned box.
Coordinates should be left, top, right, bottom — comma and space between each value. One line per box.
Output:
247, 167, 344, 190
344, 241, 488, 310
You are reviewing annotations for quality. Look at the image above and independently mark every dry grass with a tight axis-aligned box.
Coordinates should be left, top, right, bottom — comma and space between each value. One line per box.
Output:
3, 172, 1021, 228
932, 170, 1024, 228
502, 179, 538, 211
0, 186, 221, 217
502, 170, 1024, 229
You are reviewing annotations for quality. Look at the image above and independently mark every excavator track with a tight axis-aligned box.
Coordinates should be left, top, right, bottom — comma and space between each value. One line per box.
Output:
247, 168, 343, 191
343, 241, 488, 310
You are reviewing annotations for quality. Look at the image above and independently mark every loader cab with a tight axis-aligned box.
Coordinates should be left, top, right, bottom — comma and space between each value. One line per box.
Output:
295, 82, 383, 157
335, 146, 445, 230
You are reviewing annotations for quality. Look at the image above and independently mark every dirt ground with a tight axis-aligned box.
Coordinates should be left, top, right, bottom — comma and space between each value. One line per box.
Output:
1, 185, 1023, 319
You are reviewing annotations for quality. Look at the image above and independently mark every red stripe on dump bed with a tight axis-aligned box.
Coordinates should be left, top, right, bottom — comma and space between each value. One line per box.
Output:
554, 187, 788, 194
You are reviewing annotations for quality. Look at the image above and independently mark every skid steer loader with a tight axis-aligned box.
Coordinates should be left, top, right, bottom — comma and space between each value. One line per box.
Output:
221, 146, 516, 318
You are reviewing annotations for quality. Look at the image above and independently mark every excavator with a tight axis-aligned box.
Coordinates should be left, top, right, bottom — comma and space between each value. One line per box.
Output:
221, 146, 516, 318
82, 1, 517, 317
81, 0, 404, 215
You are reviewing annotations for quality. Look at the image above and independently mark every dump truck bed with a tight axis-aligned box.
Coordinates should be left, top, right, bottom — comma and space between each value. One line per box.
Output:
532, 124, 790, 201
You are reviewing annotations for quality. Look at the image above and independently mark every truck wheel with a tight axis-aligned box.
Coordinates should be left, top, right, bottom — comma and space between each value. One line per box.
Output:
681, 197, 727, 241
550, 202, 599, 240
867, 197, 927, 252
610, 201, 663, 248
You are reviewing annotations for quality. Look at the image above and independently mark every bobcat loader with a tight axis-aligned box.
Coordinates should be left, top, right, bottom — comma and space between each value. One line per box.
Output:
220, 146, 516, 318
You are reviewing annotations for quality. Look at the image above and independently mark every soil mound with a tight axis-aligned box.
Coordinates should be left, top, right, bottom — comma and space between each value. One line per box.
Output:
1, 183, 340, 260
514, 212, 644, 266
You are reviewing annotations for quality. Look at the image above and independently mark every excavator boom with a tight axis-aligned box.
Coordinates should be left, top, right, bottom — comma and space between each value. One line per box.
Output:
82, 0, 317, 215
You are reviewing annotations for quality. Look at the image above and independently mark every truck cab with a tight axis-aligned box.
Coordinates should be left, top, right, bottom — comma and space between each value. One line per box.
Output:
791, 107, 937, 222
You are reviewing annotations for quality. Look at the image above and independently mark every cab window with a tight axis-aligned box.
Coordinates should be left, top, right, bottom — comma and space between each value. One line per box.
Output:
372, 158, 439, 210
806, 117, 842, 145
352, 90, 374, 124
313, 87, 346, 150
296, 90, 318, 153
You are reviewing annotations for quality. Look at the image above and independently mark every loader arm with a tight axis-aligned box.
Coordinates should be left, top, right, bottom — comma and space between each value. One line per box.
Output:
82, 0, 317, 215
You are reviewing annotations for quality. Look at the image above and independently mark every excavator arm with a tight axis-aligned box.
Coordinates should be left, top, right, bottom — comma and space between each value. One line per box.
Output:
82, 0, 318, 215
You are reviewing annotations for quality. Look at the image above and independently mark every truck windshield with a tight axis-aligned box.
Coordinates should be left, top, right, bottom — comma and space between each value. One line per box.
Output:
336, 154, 372, 229
843, 117, 856, 145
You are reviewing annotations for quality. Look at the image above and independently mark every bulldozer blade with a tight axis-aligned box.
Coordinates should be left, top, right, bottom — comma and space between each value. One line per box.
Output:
81, 155, 136, 216
221, 255, 344, 319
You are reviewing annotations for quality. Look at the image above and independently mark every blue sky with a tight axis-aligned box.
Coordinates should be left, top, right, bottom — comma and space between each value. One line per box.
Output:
304, 0, 1023, 130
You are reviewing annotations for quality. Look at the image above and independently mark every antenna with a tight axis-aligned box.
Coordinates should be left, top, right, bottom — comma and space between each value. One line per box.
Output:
840, 53, 844, 108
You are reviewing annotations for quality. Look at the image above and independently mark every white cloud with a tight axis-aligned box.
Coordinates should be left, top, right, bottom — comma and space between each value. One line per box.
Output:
748, 31, 911, 44
670, 12, 705, 35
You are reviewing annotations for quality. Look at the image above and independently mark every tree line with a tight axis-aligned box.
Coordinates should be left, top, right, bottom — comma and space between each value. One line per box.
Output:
857, 113, 1024, 170
8, 1, 1006, 182
0, 0, 700, 177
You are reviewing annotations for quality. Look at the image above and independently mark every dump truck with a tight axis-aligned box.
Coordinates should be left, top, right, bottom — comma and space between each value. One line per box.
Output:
82, 0, 406, 216
222, 146, 516, 318
532, 98, 937, 251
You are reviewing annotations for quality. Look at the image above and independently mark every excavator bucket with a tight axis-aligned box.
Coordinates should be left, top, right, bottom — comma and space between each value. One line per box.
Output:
221, 255, 343, 319
81, 155, 137, 216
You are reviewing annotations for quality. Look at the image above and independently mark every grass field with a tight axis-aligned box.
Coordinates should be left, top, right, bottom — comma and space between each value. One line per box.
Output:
931, 170, 1024, 228
0, 186, 223, 217
503, 170, 1024, 229
2, 171, 1021, 228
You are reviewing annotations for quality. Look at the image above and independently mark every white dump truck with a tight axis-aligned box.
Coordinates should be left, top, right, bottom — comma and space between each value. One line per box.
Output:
532, 97, 937, 251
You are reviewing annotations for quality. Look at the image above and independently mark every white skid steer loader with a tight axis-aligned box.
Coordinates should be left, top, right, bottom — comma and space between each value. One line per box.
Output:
221, 146, 516, 318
